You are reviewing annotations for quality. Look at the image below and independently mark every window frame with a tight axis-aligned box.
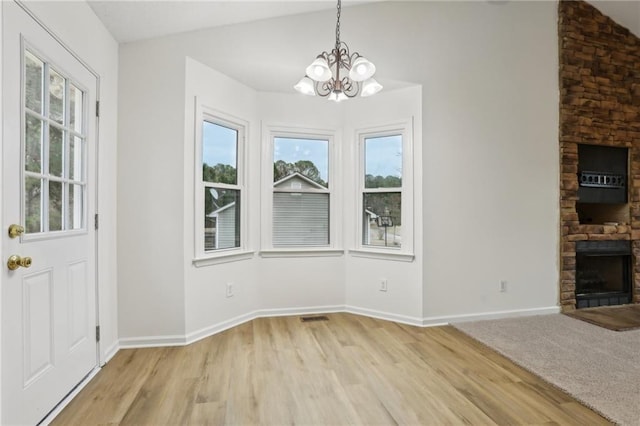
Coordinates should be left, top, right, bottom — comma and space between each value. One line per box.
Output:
352, 120, 414, 261
193, 104, 250, 265
260, 124, 343, 257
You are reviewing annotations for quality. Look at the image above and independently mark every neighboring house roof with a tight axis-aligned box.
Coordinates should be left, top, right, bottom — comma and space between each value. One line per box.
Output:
365, 209, 378, 219
273, 172, 326, 190
207, 202, 236, 217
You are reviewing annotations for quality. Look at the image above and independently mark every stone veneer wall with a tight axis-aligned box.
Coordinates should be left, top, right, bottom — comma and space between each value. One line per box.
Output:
559, 0, 640, 311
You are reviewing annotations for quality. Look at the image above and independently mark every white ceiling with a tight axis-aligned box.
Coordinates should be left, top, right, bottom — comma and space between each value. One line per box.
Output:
87, 0, 374, 43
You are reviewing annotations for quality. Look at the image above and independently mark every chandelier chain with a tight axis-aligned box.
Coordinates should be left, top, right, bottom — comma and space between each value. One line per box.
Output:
335, 0, 341, 50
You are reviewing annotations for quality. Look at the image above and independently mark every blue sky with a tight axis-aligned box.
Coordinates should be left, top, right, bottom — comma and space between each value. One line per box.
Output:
274, 137, 329, 181
203, 123, 402, 180
203, 121, 237, 168
365, 135, 402, 178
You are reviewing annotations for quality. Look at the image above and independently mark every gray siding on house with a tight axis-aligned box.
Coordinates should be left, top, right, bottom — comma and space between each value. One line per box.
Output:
273, 193, 329, 246
217, 204, 237, 249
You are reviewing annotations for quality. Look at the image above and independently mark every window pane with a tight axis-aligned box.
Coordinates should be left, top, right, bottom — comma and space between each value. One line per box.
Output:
203, 121, 237, 185
67, 184, 83, 230
70, 136, 83, 181
204, 187, 240, 251
49, 68, 65, 124
25, 115, 43, 173
273, 193, 329, 247
25, 50, 43, 114
69, 84, 83, 133
363, 193, 401, 248
49, 181, 63, 231
49, 126, 64, 177
274, 137, 328, 188
25, 177, 42, 234
364, 135, 402, 188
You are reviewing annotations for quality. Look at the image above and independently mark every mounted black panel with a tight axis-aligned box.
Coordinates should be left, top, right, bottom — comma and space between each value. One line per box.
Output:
577, 145, 628, 204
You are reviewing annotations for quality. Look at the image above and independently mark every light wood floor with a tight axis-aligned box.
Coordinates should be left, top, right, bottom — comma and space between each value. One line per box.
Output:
52, 313, 611, 425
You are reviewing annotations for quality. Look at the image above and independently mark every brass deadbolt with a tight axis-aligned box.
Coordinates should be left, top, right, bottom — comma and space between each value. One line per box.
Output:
7, 255, 32, 271
8, 224, 25, 239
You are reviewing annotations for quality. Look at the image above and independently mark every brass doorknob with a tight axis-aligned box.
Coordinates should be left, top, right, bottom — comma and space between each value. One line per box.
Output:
8, 224, 25, 239
7, 255, 32, 271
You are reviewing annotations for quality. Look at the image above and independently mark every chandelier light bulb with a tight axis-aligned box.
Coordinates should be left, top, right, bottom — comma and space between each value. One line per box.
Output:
348, 57, 376, 82
360, 78, 383, 97
294, 76, 316, 96
305, 57, 331, 82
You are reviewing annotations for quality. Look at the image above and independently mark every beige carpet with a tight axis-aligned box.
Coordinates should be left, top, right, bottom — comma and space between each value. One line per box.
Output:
453, 314, 640, 426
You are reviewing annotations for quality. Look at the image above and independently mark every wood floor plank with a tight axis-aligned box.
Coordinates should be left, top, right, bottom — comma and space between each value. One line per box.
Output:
51, 313, 612, 426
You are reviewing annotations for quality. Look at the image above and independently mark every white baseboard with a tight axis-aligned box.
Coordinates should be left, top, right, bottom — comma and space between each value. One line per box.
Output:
101, 341, 120, 365
117, 305, 561, 349
344, 305, 424, 327
424, 306, 561, 326
256, 305, 344, 318
186, 311, 256, 345
119, 334, 187, 348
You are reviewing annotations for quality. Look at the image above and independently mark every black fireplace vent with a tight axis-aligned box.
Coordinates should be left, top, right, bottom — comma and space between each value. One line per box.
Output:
575, 240, 631, 255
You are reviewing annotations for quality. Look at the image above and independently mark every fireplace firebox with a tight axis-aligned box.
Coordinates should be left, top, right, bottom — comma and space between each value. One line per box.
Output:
575, 240, 631, 309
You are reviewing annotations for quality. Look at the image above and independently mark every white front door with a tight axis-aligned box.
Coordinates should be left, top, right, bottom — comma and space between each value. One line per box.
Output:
2, 2, 98, 424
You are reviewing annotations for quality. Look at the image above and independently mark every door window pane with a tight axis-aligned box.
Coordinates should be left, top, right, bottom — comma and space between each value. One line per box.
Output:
69, 84, 83, 133
25, 115, 43, 173
274, 138, 328, 188
25, 177, 42, 233
203, 121, 237, 185
364, 135, 402, 188
363, 193, 401, 248
204, 187, 240, 251
49, 126, 64, 177
25, 50, 43, 114
69, 136, 83, 181
49, 181, 63, 231
49, 68, 65, 124
67, 184, 83, 230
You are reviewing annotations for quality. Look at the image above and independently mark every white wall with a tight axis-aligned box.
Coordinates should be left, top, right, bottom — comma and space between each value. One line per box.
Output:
2, 0, 120, 361
118, 0, 561, 343
118, 40, 186, 340
407, 1, 559, 320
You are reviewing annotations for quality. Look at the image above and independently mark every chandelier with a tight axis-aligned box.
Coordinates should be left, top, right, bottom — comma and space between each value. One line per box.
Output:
294, 0, 382, 102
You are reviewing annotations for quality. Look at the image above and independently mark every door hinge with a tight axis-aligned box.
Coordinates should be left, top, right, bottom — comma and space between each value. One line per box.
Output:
96, 326, 101, 342
95, 213, 99, 230
96, 101, 100, 118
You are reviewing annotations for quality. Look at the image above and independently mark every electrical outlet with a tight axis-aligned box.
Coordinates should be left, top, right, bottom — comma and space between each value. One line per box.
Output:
380, 279, 388, 292
500, 280, 507, 293
226, 283, 234, 298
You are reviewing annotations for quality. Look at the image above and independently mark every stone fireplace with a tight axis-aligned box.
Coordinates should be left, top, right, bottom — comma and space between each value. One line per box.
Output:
559, 0, 640, 311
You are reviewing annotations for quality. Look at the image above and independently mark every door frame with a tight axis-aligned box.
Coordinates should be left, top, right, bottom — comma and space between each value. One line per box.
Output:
0, 0, 103, 420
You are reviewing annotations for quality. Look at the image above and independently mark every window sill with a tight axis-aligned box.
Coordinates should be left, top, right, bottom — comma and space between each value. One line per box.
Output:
192, 250, 255, 267
259, 249, 345, 258
348, 249, 415, 262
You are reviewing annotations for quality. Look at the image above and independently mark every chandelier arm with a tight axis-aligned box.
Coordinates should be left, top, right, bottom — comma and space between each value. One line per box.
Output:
341, 77, 359, 98
316, 79, 335, 97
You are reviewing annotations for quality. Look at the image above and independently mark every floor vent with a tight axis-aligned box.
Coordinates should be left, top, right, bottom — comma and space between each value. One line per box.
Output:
300, 315, 329, 322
